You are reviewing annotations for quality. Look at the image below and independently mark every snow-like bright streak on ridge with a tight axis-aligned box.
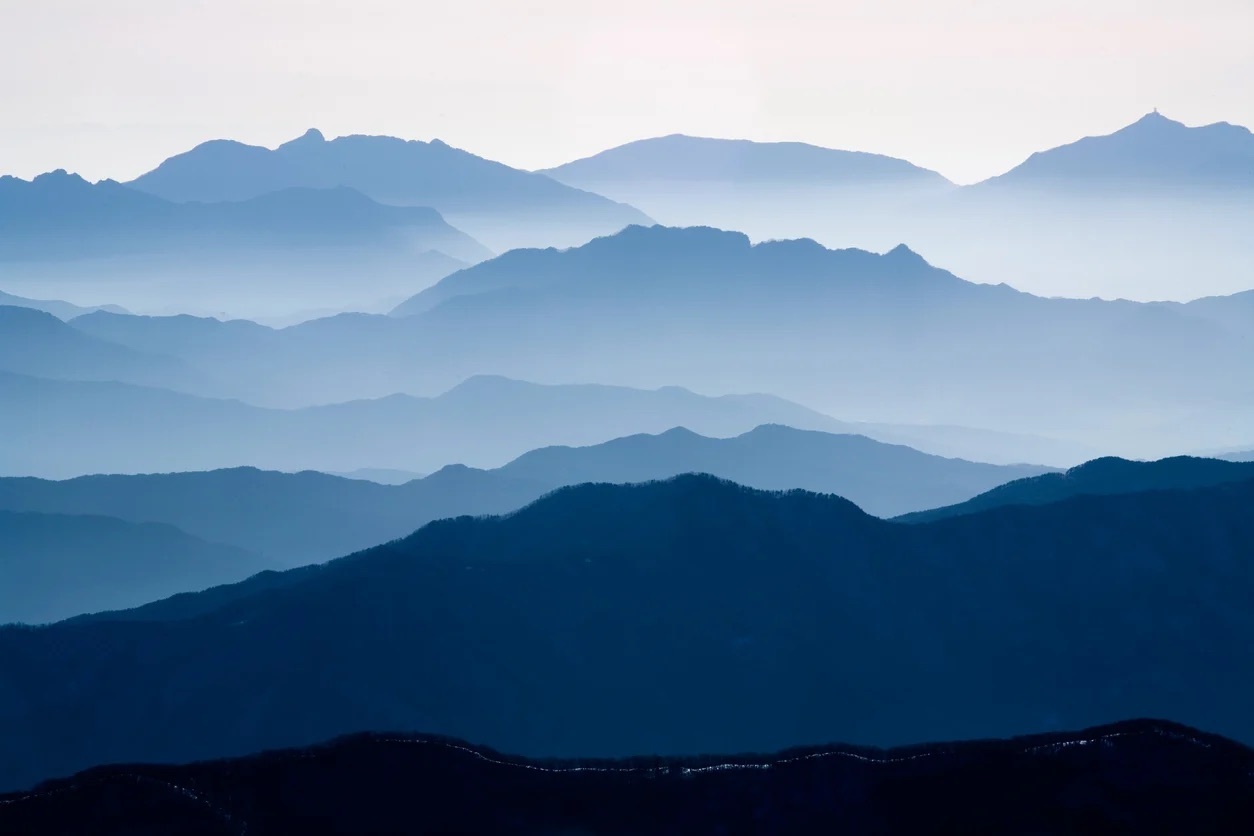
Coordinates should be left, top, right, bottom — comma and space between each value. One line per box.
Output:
0, 724, 1221, 828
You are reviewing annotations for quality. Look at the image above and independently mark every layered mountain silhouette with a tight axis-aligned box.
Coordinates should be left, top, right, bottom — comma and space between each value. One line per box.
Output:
46, 223, 1245, 457
41, 223, 1248, 457
537, 115, 1254, 300
974, 111, 1254, 193
0, 426, 1050, 582
0, 372, 867, 478
0, 510, 267, 625
3, 474, 1252, 791
3, 720, 1250, 835
382, 225, 1248, 456
126, 128, 651, 251
0, 171, 487, 317
0, 306, 211, 392
493, 425, 1051, 517
0, 290, 127, 319
0, 466, 548, 571
0, 170, 488, 261
899, 455, 1254, 523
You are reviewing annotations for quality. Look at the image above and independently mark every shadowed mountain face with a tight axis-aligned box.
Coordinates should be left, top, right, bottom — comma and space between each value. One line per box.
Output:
0, 510, 267, 625
0, 290, 127, 320
0, 171, 486, 318
899, 455, 1254, 523
0, 372, 862, 478
126, 128, 651, 252
0, 426, 1051, 580
2, 474, 1251, 792
2, 720, 1249, 835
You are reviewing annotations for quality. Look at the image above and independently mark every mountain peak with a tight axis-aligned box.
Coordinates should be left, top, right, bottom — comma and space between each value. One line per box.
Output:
280, 128, 326, 149
1126, 110, 1185, 131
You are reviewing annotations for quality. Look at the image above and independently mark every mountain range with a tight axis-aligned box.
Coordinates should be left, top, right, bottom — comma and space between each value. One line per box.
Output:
2, 473, 1251, 791
3, 720, 1249, 834
0, 371, 878, 478
898, 455, 1254, 523
0, 510, 266, 625
0, 425, 1051, 580
382, 225, 1249, 456
127, 128, 651, 252
33, 222, 1248, 458
0, 170, 488, 318
0, 306, 210, 393
542, 133, 951, 196
539, 114, 1254, 300
976, 111, 1254, 194
0, 290, 127, 320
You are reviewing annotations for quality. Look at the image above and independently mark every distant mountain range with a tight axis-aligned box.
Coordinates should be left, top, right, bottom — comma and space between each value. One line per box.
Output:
493, 425, 1052, 517
0, 371, 874, 478
127, 128, 651, 252
898, 455, 1254, 523
0, 290, 127, 319
0, 170, 488, 262
382, 225, 1248, 456
976, 111, 1254, 193
0, 170, 487, 318
0, 510, 266, 625
2, 473, 1252, 792
0, 426, 1051, 585
0, 306, 211, 393
4, 719, 1250, 834
536, 115, 1254, 300
36, 223, 1246, 458
541, 133, 951, 205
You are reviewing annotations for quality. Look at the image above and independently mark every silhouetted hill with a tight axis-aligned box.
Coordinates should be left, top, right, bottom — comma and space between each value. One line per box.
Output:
0, 290, 127, 319
0, 427, 1049, 589
0, 306, 209, 392
496, 425, 1052, 517
0, 510, 267, 625
2, 720, 1249, 835
0, 371, 856, 477
126, 128, 651, 251
0, 466, 548, 568
975, 111, 1254, 193
899, 455, 1254, 522
2, 474, 1252, 791
543, 133, 950, 189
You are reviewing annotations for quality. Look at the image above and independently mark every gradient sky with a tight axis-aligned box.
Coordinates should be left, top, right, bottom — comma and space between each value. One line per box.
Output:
4, 0, 1251, 184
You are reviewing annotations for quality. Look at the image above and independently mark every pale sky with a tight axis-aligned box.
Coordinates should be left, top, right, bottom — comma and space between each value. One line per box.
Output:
3, 0, 1251, 184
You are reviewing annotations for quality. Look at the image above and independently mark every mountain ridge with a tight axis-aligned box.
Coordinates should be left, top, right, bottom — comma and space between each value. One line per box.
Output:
3, 474, 1252, 790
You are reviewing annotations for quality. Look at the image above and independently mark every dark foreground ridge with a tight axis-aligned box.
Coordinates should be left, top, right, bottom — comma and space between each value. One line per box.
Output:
1, 719, 1249, 835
